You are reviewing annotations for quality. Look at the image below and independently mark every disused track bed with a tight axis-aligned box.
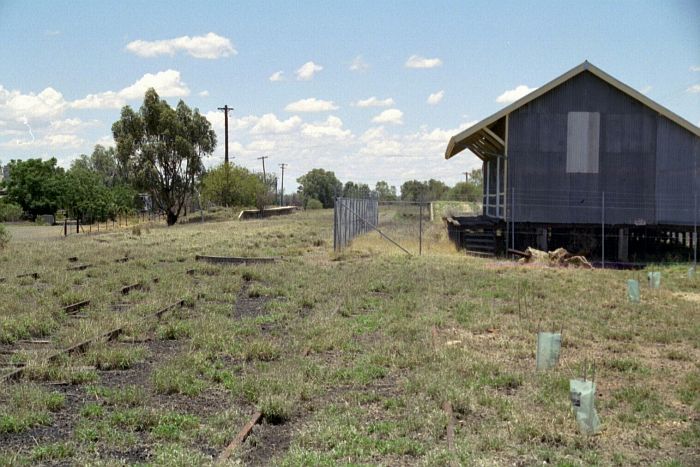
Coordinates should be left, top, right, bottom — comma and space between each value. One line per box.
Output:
0, 275, 165, 381
2, 299, 186, 383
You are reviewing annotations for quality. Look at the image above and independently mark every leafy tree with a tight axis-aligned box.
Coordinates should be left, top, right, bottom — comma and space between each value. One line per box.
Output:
72, 145, 119, 187
5, 158, 65, 217
201, 163, 264, 207
62, 167, 110, 222
0, 200, 23, 222
374, 181, 397, 201
400, 180, 428, 202
0, 223, 9, 250
342, 181, 371, 198
112, 88, 216, 225
110, 184, 137, 217
296, 168, 342, 208
400, 179, 450, 201
447, 168, 483, 202
427, 179, 449, 200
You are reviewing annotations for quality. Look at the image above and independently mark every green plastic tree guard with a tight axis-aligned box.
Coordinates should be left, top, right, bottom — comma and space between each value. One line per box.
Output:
536, 332, 562, 370
627, 279, 640, 303
647, 271, 661, 289
569, 379, 601, 435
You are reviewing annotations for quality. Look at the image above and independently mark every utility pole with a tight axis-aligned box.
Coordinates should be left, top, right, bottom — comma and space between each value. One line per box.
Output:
217, 105, 234, 207
257, 156, 269, 185
463, 171, 469, 183
217, 105, 234, 165
279, 163, 287, 206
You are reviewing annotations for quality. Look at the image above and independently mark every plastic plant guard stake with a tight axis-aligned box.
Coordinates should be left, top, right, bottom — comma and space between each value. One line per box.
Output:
689, 267, 696, 279
647, 271, 661, 289
536, 332, 562, 370
569, 379, 601, 435
627, 279, 640, 303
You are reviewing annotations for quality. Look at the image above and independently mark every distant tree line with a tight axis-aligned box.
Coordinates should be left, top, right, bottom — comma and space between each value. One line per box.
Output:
0, 88, 483, 225
0, 151, 137, 223
295, 167, 482, 208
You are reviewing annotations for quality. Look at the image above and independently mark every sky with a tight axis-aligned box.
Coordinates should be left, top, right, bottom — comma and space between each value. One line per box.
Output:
1, 0, 699, 191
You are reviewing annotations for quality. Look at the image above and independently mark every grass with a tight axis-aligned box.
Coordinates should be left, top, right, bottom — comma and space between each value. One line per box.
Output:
0, 385, 65, 433
0, 209, 698, 465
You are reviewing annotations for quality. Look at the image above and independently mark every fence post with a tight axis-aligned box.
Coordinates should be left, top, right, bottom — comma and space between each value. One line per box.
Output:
333, 198, 338, 252
601, 192, 605, 269
419, 202, 423, 256
64, 219, 67, 237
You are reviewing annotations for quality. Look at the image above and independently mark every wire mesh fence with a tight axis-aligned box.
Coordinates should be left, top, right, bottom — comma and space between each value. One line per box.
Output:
333, 197, 379, 252
333, 198, 480, 255
439, 188, 700, 265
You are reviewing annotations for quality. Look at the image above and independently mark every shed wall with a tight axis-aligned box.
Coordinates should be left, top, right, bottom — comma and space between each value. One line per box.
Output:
508, 71, 662, 225
655, 116, 700, 225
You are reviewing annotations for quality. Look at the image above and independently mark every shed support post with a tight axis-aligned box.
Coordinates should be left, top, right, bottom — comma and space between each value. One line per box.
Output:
618, 228, 629, 262
537, 227, 548, 251
484, 160, 490, 216
496, 157, 500, 218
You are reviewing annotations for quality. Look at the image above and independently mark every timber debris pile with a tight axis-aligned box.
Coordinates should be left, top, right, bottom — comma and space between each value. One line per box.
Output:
517, 247, 592, 268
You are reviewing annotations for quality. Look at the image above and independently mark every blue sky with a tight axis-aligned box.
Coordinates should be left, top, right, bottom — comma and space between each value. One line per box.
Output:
1, 0, 699, 190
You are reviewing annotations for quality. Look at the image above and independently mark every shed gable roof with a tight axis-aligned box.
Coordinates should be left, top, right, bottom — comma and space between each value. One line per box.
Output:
445, 61, 700, 159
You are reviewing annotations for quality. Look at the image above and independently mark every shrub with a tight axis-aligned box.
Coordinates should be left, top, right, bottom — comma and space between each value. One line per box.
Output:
0, 202, 23, 222
306, 198, 323, 210
0, 224, 9, 250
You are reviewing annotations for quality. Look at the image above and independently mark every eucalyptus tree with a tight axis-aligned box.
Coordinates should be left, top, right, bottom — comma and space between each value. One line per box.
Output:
112, 88, 216, 225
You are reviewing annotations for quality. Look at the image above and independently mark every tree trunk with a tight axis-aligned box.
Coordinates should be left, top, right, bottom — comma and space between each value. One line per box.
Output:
166, 210, 178, 226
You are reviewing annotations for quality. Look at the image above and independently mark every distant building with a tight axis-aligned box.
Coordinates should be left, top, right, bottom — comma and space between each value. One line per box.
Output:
1, 165, 9, 183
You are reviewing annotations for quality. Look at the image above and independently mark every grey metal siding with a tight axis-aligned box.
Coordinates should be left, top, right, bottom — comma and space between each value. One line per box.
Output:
655, 116, 700, 225
508, 71, 663, 225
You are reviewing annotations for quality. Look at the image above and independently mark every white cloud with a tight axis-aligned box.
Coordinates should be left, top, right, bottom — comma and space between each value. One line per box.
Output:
301, 116, 351, 139
427, 90, 444, 105
71, 69, 190, 109
372, 108, 403, 125
358, 120, 476, 158
0, 85, 67, 121
203, 111, 258, 133
353, 96, 394, 108
269, 71, 285, 82
49, 117, 98, 133
125, 32, 236, 59
285, 98, 338, 112
495, 84, 536, 104
405, 55, 442, 69
94, 135, 115, 148
639, 85, 652, 95
247, 139, 276, 152
349, 55, 369, 72
198, 90, 210, 97
250, 113, 302, 134
295, 61, 323, 81
690, 66, 700, 72
686, 84, 700, 94
0, 133, 84, 150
